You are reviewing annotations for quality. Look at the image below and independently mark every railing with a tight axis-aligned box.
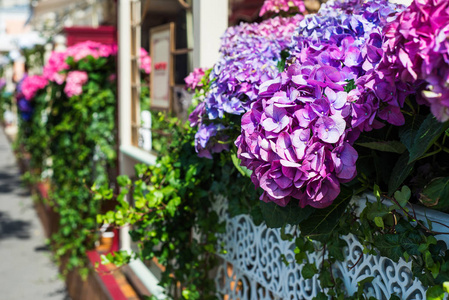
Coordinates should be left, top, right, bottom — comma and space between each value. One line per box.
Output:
214, 194, 449, 300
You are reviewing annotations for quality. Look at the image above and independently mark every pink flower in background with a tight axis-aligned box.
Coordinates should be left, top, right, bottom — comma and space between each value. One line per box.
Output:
259, 0, 306, 16
139, 48, 152, 74
64, 71, 89, 98
43, 51, 69, 84
0, 78, 6, 90
22, 75, 48, 100
65, 41, 117, 62
185, 68, 205, 90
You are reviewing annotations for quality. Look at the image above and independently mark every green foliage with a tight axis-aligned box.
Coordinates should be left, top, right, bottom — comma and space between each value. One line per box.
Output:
407, 115, 449, 163
43, 55, 118, 274
420, 177, 449, 211
15, 90, 50, 175
259, 201, 315, 228
96, 115, 261, 299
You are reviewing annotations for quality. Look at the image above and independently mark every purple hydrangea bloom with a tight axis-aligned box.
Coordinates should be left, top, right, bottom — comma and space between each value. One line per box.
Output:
190, 14, 304, 155
236, 64, 361, 208
378, 0, 449, 122
235, 0, 407, 208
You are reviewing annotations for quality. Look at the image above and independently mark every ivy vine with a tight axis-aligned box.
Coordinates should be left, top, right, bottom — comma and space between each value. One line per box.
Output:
45, 54, 117, 275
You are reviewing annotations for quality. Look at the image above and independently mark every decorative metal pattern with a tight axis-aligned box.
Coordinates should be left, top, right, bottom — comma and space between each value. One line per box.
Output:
214, 195, 445, 299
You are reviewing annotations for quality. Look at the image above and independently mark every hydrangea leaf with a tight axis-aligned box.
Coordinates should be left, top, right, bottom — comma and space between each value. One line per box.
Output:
298, 186, 353, 239
355, 140, 406, 153
388, 152, 415, 196
408, 115, 449, 163
399, 114, 425, 153
259, 200, 315, 228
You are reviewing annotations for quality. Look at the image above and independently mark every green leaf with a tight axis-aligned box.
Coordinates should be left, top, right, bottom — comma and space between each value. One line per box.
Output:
388, 152, 415, 196
230, 153, 252, 177
277, 49, 290, 72
399, 114, 425, 153
344, 79, 356, 93
374, 216, 384, 229
301, 263, 318, 279
373, 184, 381, 201
373, 234, 403, 262
117, 175, 131, 187
419, 177, 449, 211
408, 115, 449, 163
357, 276, 374, 298
259, 201, 315, 228
426, 285, 446, 300
355, 140, 406, 153
299, 186, 353, 238
394, 185, 411, 208
280, 254, 289, 266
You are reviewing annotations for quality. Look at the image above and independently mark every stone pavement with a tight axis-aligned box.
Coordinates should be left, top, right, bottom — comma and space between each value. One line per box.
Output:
0, 127, 70, 300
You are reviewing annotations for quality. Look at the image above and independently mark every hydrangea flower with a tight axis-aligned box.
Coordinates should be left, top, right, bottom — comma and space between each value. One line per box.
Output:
185, 68, 205, 90
378, 0, 449, 122
22, 75, 48, 100
234, 0, 406, 208
236, 64, 359, 208
259, 0, 306, 16
64, 71, 89, 98
43, 42, 117, 83
65, 41, 117, 62
190, 14, 304, 157
139, 48, 152, 74
43, 51, 69, 84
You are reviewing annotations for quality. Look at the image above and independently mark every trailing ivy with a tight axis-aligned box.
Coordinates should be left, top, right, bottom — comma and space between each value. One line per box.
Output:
46, 54, 117, 275
96, 115, 262, 299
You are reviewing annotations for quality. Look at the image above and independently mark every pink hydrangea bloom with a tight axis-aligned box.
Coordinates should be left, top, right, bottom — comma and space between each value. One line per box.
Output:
259, 0, 306, 16
22, 75, 48, 100
43, 42, 118, 85
64, 71, 89, 98
65, 41, 117, 62
139, 48, 152, 74
380, 0, 449, 122
43, 51, 69, 84
185, 68, 205, 90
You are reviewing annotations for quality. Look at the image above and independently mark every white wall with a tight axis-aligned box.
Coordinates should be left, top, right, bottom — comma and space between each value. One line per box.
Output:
193, 0, 228, 69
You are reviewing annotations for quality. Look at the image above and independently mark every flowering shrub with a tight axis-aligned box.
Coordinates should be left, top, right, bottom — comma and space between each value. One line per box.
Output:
187, 2, 449, 286
100, 0, 449, 298
235, 0, 409, 207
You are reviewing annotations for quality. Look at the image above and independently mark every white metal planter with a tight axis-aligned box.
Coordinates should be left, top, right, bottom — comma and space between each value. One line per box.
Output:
214, 194, 449, 300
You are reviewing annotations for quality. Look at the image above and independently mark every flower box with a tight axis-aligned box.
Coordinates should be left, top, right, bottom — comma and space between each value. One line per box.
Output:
214, 194, 449, 299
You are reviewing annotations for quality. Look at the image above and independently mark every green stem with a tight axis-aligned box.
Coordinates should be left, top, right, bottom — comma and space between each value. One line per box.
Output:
417, 146, 442, 161
404, 98, 416, 115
